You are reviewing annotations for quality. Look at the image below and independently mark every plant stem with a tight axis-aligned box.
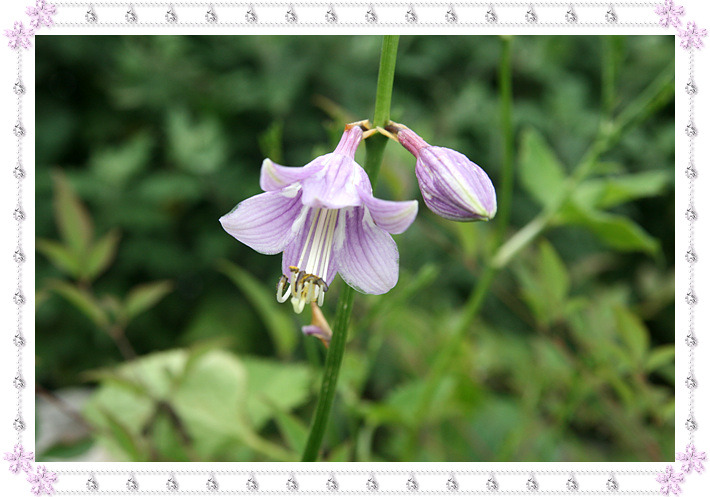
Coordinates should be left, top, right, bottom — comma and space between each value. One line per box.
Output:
301, 35, 399, 462
364, 35, 400, 184
495, 36, 514, 245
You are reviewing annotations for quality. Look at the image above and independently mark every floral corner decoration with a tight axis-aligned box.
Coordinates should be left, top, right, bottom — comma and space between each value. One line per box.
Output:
4, 1, 55, 50
4, 444, 57, 496
654, 1, 708, 49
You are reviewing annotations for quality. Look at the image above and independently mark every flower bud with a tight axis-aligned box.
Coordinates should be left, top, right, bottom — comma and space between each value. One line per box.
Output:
396, 126, 496, 222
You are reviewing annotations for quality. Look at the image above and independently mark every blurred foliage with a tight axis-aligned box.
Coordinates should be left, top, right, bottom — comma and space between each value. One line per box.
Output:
35, 35, 674, 462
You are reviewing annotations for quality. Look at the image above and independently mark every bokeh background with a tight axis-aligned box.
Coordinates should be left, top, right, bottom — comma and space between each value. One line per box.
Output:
35, 35, 675, 463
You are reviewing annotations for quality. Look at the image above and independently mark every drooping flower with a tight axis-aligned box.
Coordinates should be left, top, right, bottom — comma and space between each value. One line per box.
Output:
677, 444, 706, 474
4, 22, 34, 50
389, 124, 496, 222
656, 465, 684, 495
220, 125, 418, 313
655, 0, 685, 28
3, 443, 34, 474
27, 465, 57, 496
26, 0, 57, 28
678, 22, 708, 50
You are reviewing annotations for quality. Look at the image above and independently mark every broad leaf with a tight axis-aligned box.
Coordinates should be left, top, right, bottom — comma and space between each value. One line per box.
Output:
558, 201, 659, 255
49, 280, 109, 329
518, 128, 567, 208
614, 306, 650, 367
575, 170, 673, 210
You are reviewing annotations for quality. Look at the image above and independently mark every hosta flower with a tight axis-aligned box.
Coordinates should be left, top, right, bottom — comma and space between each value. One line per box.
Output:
392, 125, 496, 222
220, 125, 418, 313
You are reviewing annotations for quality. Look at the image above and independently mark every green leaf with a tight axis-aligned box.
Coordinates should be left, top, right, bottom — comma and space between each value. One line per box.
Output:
537, 240, 570, 304
124, 281, 173, 322
38, 437, 94, 461
99, 408, 147, 461
52, 170, 94, 259
575, 170, 673, 210
218, 260, 297, 358
241, 356, 314, 429
90, 132, 153, 187
258, 120, 284, 164
49, 280, 109, 329
167, 109, 226, 175
518, 128, 567, 208
614, 306, 650, 366
84, 229, 121, 282
558, 201, 659, 255
37, 239, 80, 278
646, 344, 675, 373
274, 411, 308, 453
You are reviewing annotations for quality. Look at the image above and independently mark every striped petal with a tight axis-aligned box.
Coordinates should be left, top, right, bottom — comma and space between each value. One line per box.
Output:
334, 207, 399, 295
259, 158, 320, 192
220, 185, 307, 254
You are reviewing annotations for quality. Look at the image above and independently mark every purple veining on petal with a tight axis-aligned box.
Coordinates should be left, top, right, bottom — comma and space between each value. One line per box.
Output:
678, 21, 708, 50
221, 125, 418, 312
4, 21, 34, 50
334, 207, 399, 295
26, 0, 57, 29
655, 0, 685, 28
397, 126, 496, 222
656, 465, 685, 495
3, 444, 34, 474
677, 443, 706, 474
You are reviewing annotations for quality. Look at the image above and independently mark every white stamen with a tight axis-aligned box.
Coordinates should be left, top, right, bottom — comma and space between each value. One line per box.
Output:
278, 207, 339, 313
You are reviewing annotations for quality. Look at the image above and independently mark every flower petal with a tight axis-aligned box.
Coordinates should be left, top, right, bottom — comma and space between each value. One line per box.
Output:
299, 154, 367, 209
360, 194, 418, 235
259, 158, 320, 192
220, 186, 307, 255
334, 207, 399, 295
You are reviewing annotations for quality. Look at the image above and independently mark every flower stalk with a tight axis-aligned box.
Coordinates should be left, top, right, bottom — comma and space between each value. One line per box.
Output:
301, 35, 400, 462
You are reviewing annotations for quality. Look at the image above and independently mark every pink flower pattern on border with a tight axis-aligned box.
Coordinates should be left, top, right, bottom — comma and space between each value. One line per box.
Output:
26, 0, 57, 29
4, 21, 34, 50
657, 465, 685, 496
679, 21, 708, 49
677, 444, 707, 474
655, 0, 685, 27
3, 444, 34, 475
26, 465, 57, 496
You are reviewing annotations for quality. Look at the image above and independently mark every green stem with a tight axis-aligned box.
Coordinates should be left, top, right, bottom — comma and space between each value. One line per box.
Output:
301, 35, 399, 462
495, 36, 514, 245
365, 35, 400, 184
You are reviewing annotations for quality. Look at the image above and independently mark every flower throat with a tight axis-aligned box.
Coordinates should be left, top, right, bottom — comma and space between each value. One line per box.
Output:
276, 208, 338, 313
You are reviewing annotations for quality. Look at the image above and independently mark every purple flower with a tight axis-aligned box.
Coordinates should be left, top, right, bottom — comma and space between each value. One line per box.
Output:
3, 444, 34, 474
27, 465, 57, 496
220, 125, 418, 313
394, 125, 496, 222
4, 22, 34, 50
677, 443, 706, 474
678, 22, 708, 50
26, 0, 57, 29
655, 0, 684, 28
656, 465, 684, 495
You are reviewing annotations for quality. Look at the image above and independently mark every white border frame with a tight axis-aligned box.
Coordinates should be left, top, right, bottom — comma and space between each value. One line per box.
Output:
1, 1, 708, 494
